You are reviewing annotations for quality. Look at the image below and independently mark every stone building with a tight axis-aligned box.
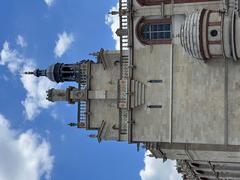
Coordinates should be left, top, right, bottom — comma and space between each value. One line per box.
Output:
25, 0, 240, 179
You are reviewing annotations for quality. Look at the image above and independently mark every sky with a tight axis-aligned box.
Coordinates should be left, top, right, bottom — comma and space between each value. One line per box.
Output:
0, 0, 182, 180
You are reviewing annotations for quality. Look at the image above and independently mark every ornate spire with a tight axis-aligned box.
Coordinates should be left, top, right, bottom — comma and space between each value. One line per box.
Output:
24, 63, 61, 82
108, 11, 119, 15
24, 61, 91, 84
24, 71, 34, 75
24, 69, 47, 77
67, 122, 86, 128
68, 122, 78, 127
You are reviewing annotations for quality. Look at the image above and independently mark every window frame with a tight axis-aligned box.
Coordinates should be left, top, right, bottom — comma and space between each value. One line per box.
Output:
136, 0, 219, 6
136, 0, 170, 6
136, 17, 172, 45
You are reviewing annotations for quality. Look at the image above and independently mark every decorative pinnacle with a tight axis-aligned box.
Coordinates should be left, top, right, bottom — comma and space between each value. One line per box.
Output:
109, 11, 119, 15
24, 71, 34, 75
67, 122, 86, 128
67, 122, 78, 127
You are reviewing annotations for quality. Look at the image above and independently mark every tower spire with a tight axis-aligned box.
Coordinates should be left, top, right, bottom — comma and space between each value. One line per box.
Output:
24, 61, 92, 83
24, 71, 34, 75
24, 69, 47, 77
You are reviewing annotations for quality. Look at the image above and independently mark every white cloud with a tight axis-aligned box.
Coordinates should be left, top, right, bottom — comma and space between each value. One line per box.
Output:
16, 35, 27, 48
140, 151, 182, 180
0, 42, 23, 73
54, 32, 74, 58
0, 114, 54, 180
0, 41, 58, 120
105, 3, 120, 50
44, 0, 55, 7
21, 69, 57, 120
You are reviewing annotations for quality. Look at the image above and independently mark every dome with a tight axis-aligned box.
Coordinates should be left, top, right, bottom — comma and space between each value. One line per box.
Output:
26, 62, 84, 83
45, 63, 63, 82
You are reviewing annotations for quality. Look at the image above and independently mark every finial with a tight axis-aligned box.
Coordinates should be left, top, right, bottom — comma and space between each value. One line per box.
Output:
109, 11, 119, 15
24, 71, 34, 75
67, 122, 77, 127
67, 122, 86, 128
78, 122, 86, 128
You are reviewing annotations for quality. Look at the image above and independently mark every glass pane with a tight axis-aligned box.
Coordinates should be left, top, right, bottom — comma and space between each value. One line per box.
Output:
143, 33, 150, 40
159, 32, 165, 39
143, 25, 150, 32
151, 24, 158, 31
158, 24, 164, 31
163, 24, 171, 31
165, 32, 171, 39
151, 32, 158, 40
157, 33, 161, 39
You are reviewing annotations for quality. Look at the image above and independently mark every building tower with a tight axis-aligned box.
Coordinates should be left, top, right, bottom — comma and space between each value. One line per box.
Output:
25, 49, 122, 136
180, 8, 240, 61
25, 61, 91, 84
25, 60, 92, 128
46, 87, 87, 104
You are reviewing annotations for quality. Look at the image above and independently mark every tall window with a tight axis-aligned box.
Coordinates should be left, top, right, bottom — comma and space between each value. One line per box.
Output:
136, 17, 172, 45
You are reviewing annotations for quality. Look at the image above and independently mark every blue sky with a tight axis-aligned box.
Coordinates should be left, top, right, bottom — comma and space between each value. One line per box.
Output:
0, 0, 181, 180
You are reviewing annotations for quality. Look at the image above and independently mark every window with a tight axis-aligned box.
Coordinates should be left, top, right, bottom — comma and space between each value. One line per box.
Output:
137, 0, 170, 6
210, 29, 218, 37
142, 24, 171, 40
136, 17, 172, 45
137, 0, 219, 6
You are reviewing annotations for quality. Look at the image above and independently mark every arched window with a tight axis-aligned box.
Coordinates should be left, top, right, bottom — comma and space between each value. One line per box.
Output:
136, 0, 170, 6
137, 0, 219, 6
136, 17, 172, 45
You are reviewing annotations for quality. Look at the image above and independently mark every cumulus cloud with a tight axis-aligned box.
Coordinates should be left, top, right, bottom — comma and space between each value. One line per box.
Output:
44, 0, 55, 7
54, 32, 74, 58
105, 3, 120, 50
140, 151, 182, 180
0, 114, 54, 180
16, 35, 27, 48
0, 41, 58, 120
0, 42, 23, 73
